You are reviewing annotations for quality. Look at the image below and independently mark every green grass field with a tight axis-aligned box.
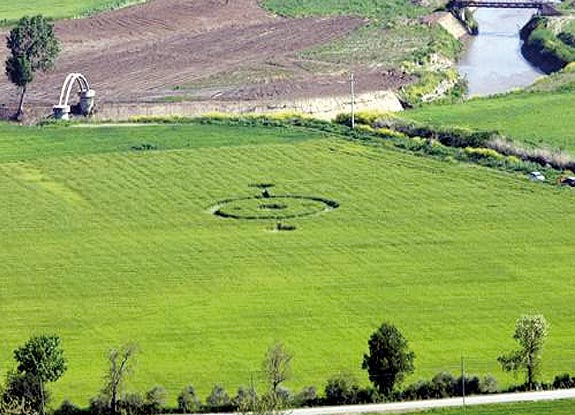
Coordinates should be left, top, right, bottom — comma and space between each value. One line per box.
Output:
405, 90, 575, 152
1, 121, 575, 407
403, 399, 575, 415
261, 0, 439, 19
0, 0, 143, 22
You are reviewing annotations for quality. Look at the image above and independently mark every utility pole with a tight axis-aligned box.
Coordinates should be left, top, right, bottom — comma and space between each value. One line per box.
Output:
461, 355, 466, 408
349, 72, 355, 129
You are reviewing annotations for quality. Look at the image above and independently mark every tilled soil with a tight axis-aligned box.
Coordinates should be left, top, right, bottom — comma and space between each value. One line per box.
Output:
0, 0, 411, 112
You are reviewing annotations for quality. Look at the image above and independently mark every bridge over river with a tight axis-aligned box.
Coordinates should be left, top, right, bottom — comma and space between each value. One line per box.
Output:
448, 0, 560, 15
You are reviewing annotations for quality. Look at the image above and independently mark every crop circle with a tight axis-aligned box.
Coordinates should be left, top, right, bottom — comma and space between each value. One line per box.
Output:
212, 195, 339, 220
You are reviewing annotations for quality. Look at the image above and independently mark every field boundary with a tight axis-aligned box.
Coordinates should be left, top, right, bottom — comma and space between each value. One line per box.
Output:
200, 389, 575, 415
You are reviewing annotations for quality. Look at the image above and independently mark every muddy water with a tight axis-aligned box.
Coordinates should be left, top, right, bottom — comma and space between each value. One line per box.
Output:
458, 8, 544, 96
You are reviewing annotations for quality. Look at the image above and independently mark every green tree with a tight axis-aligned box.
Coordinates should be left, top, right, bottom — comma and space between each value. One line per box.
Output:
263, 342, 293, 394
362, 322, 415, 397
13, 334, 66, 415
101, 343, 138, 415
5, 15, 60, 119
498, 315, 549, 390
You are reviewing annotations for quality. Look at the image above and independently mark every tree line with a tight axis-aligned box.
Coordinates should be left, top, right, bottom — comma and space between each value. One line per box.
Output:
3, 314, 572, 415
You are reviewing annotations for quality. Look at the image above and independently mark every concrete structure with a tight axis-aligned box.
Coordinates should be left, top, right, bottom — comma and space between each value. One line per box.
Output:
53, 73, 96, 120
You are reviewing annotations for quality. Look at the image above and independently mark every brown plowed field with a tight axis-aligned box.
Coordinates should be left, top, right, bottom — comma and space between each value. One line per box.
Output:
0, 0, 410, 112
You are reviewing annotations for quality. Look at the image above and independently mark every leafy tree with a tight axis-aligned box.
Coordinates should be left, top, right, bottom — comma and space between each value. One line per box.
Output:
498, 315, 549, 390
101, 343, 138, 415
5, 15, 60, 118
362, 322, 415, 397
263, 342, 293, 394
13, 334, 66, 415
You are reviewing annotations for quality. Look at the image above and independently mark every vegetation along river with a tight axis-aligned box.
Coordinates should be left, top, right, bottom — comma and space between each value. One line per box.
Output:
458, 8, 544, 96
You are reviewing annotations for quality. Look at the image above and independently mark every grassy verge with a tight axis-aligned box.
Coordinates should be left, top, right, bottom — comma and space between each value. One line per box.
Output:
400, 399, 575, 415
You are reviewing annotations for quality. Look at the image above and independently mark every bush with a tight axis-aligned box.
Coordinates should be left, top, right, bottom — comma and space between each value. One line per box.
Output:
558, 32, 575, 48
553, 373, 575, 389
402, 380, 434, 400
293, 386, 318, 407
2, 371, 46, 413
430, 372, 456, 398
54, 400, 83, 415
118, 392, 145, 415
464, 147, 505, 162
324, 373, 360, 405
402, 372, 491, 400
144, 386, 168, 414
453, 375, 480, 396
274, 385, 292, 405
206, 384, 233, 412
88, 395, 109, 415
367, 117, 496, 149
233, 385, 257, 409
177, 385, 201, 413
479, 375, 499, 394
355, 386, 380, 404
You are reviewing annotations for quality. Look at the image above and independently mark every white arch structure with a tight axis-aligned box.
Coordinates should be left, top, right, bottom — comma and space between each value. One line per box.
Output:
53, 73, 96, 120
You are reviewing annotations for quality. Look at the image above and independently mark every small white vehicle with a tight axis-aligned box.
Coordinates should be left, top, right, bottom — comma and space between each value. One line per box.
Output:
528, 171, 545, 182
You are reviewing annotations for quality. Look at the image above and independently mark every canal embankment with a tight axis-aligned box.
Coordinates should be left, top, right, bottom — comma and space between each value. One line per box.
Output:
520, 15, 575, 74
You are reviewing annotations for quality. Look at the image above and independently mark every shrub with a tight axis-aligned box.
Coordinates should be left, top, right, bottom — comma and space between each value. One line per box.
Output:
453, 375, 481, 396
553, 373, 575, 389
324, 373, 360, 405
369, 117, 496, 149
431, 372, 456, 398
233, 385, 257, 409
293, 386, 318, 407
118, 392, 145, 415
206, 384, 233, 412
274, 385, 292, 405
402, 380, 434, 400
144, 386, 168, 414
178, 384, 201, 413
464, 147, 505, 162
88, 395, 109, 415
2, 371, 46, 414
355, 386, 380, 404
479, 375, 499, 394
375, 127, 407, 140
403, 372, 489, 400
558, 32, 575, 48
54, 399, 82, 415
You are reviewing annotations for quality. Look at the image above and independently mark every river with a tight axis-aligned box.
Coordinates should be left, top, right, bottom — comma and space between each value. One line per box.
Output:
457, 8, 544, 96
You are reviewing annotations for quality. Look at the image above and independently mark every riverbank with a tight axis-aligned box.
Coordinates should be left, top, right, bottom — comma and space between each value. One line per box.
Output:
520, 15, 575, 74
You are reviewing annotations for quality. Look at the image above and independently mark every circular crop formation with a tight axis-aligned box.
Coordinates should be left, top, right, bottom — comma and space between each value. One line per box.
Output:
212, 194, 339, 220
